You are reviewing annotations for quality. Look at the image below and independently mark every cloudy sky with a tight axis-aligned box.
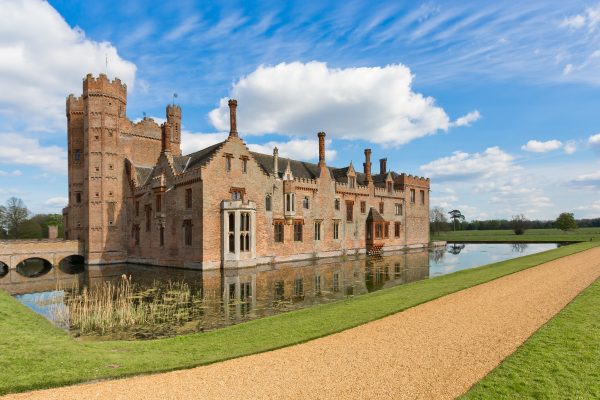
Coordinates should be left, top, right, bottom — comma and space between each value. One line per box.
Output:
1, 0, 599, 220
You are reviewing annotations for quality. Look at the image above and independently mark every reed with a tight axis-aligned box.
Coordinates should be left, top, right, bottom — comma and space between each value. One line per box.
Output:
53, 275, 208, 336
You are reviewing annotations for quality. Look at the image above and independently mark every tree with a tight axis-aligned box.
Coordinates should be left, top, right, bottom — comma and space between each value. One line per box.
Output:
448, 209, 465, 231
555, 212, 577, 232
0, 204, 6, 237
429, 206, 449, 236
511, 214, 528, 235
4, 197, 29, 239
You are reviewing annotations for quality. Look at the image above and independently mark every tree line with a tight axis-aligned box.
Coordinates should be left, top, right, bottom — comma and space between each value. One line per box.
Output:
0, 197, 63, 240
430, 206, 584, 235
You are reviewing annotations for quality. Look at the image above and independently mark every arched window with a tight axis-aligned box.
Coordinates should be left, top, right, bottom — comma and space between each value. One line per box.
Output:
265, 195, 272, 211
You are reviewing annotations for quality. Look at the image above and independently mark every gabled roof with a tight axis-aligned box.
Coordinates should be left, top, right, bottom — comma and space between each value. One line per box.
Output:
366, 207, 386, 222
251, 152, 324, 180
135, 166, 154, 187
176, 141, 225, 173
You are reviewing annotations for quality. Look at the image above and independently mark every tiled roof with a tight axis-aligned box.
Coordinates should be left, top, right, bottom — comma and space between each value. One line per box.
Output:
135, 166, 154, 186
178, 141, 225, 172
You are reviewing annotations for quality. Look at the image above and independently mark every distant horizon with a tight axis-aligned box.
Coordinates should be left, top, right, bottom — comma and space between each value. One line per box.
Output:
1, 0, 599, 220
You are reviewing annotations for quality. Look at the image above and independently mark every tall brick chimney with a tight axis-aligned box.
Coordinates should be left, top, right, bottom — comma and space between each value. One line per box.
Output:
161, 122, 172, 153
228, 99, 238, 138
380, 158, 387, 175
318, 132, 326, 167
273, 147, 279, 177
363, 149, 372, 183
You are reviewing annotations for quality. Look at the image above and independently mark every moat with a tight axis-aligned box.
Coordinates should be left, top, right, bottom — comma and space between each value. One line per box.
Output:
2, 243, 557, 340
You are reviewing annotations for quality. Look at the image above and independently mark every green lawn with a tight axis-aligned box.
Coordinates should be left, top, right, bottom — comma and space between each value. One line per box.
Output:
0, 241, 598, 395
434, 227, 600, 243
462, 276, 600, 399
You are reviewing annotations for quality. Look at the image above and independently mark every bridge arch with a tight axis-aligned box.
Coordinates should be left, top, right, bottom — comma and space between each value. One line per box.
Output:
0, 261, 8, 278
57, 255, 85, 274
15, 257, 53, 278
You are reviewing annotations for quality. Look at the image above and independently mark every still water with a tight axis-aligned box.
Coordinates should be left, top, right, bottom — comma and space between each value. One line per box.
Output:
2, 243, 557, 340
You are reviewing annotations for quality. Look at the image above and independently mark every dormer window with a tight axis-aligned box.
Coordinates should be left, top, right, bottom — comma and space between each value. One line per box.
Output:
387, 182, 393, 193
349, 177, 356, 188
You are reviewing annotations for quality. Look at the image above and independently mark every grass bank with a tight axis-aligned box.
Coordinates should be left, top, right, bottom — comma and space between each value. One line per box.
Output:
462, 276, 600, 399
0, 241, 598, 395
434, 227, 600, 243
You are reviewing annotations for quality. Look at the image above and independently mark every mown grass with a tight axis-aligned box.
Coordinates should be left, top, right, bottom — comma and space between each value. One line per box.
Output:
434, 227, 600, 243
0, 241, 598, 395
462, 276, 600, 399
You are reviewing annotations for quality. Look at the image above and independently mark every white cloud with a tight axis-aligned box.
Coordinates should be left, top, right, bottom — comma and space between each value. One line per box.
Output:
572, 170, 600, 189
419, 147, 516, 181
208, 62, 477, 146
0, 169, 22, 177
0, 133, 67, 173
560, 15, 586, 30
0, 0, 136, 131
44, 196, 68, 209
560, 4, 600, 32
181, 131, 228, 155
247, 138, 338, 162
562, 63, 574, 75
564, 140, 577, 154
589, 133, 600, 146
521, 139, 563, 153
451, 110, 481, 127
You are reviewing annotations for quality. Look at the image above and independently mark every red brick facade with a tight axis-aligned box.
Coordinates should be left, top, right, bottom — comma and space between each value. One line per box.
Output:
63, 74, 430, 269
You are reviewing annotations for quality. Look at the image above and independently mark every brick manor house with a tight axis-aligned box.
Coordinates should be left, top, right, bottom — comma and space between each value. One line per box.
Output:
63, 74, 430, 269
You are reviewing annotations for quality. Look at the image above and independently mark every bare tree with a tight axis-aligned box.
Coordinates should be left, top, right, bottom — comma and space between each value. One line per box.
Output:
429, 206, 448, 236
4, 197, 29, 239
511, 214, 528, 235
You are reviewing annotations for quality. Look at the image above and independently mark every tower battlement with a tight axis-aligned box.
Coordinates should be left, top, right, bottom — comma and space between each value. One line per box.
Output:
66, 94, 84, 115
166, 104, 181, 117
83, 73, 127, 103
396, 173, 430, 189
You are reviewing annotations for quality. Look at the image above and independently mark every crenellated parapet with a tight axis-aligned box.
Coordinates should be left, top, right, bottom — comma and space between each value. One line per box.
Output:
66, 94, 84, 116
396, 173, 430, 190
82, 73, 127, 104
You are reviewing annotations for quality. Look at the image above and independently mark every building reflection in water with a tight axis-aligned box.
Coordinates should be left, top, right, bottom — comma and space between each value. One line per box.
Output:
1, 249, 430, 335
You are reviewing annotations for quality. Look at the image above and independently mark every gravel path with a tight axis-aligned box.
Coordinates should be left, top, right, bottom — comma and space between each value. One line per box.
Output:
5, 247, 600, 400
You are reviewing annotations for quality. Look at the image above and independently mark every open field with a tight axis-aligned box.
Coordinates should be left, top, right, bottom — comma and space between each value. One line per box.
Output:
462, 275, 600, 398
434, 227, 600, 243
0, 241, 598, 395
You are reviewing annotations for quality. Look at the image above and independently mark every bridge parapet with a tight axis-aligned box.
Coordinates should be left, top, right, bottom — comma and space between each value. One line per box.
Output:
0, 240, 82, 269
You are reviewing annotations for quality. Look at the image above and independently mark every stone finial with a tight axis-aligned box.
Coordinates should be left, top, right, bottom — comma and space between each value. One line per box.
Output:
228, 99, 238, 138
273, 147, 279, 177
318, 132, 326, 167
363, 148, 372, 183
380, 158, 387, 175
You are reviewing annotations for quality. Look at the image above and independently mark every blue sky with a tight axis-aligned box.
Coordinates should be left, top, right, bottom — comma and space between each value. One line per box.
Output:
1, 0, 600, 220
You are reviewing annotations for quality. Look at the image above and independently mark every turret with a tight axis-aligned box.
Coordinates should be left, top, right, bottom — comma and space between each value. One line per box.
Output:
166, 104, 181, 156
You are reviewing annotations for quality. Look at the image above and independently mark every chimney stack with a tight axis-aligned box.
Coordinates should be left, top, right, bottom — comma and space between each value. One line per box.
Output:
228, 99, 238, 138
363, 149, 372, 183
380, 158, 387, 175
273, 147, 279, 177
161, 122, 172, 153
318, 132, 326, 167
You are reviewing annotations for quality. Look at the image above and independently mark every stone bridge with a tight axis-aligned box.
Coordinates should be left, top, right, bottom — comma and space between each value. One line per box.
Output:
0, 239, 83, 269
